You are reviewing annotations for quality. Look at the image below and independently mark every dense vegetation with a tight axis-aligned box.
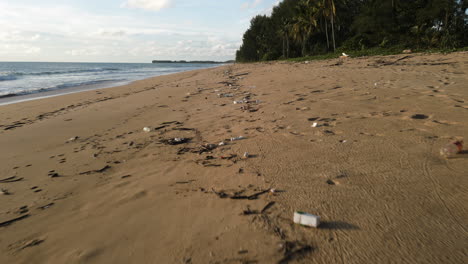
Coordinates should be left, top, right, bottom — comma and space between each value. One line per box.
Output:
236, 0, 468, 62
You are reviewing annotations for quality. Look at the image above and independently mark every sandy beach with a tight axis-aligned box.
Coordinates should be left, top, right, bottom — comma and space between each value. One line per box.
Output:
1, 52, 467, 263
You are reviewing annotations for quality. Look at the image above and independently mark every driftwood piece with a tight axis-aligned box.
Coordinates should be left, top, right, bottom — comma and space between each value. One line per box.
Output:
79, 165, 111, 175
0, 176, 23, 183
0, 214, 30, 227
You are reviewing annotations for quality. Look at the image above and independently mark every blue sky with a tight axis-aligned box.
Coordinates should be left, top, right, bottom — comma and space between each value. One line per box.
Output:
0, 0, 280, 62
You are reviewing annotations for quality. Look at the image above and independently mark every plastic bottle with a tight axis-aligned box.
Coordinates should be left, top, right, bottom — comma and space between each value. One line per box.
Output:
440, 140, 463, 158
230, 136, 245, 141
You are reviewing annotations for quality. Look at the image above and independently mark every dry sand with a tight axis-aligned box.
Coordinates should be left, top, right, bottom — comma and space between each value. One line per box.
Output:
0, 52, 467, 263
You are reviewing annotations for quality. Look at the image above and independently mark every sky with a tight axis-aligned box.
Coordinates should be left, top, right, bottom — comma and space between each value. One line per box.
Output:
0, 0, 280, 63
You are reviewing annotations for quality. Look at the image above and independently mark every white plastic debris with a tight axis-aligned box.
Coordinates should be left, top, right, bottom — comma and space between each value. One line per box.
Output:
173, 138, 184, 142
219, 141, 226, 146
243, 152, 249, 158
230, 136, 245, 141
68, 136, 78, 142
143, 127, 152, 132
342, 52, 349, 57
311, 123, 318, 128
233, 100, 244, 104
293, 211, 320, 228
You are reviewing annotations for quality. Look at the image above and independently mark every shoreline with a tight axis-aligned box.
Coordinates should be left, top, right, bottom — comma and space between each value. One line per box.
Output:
0, 52, 466, 263
0, 63, 226, 106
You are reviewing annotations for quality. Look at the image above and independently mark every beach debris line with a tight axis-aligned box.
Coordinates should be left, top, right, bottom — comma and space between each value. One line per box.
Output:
293, 211, 320, 228
440, 139, 464, 158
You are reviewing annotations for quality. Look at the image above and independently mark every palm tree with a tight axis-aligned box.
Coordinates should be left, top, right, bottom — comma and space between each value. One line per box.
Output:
291, 0, 319, 56
278, 19, 291, 58
316, 1, 330, 50
323, 0, 337, 52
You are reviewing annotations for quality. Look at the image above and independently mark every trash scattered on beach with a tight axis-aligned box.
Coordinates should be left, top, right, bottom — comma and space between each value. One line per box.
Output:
440, 140, 463, 158
219, 141, 226, 146
231, 136, 246, 141
243, 152, 249, 158
311, 123, 318, 128
143, 127, 152, 132
233, 100, 244, 104
342, 52, 349, 57
218, 93, 233, 98
293, 211, 320, 228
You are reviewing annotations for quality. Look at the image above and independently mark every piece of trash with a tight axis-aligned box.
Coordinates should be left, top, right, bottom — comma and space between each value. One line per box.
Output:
218, 93, 233, 98
243, 152, 249, 158
143, 127, 152, 132
342, 53, 349, 57
162, 138, 190, 145
38, 203, 54, 210
48, 171, 60, 178
340, 140, 347, 143
219, 142, 226, 146
233, 100, 244, 104
293, 211, 320, 228
0, 188, 10, 195
411, 114, 429, 120
311, 123, 318, 128
68, 136, 78, 142
440, 140, 463, 158
230, 136, 245, 142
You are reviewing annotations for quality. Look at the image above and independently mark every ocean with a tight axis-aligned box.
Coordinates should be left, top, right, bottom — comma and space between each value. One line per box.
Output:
0, 61, 221, 103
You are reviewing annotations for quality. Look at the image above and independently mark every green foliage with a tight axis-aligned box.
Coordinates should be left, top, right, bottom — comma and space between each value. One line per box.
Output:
236, 0, 468, 62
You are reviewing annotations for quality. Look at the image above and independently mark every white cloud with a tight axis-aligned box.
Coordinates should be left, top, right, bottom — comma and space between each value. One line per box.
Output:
123, 0, 173, 11
0, 2, 238, 62
241, 0, 263, 10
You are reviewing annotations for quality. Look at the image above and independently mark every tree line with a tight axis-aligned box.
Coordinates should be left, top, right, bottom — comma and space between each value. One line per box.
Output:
236, 0, 468, 62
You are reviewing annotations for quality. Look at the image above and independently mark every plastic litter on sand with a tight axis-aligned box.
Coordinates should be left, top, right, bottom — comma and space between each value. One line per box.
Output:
293, 211, 320, 228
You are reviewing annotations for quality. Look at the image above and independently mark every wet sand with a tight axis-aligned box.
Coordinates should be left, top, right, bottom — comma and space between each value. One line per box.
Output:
0, 52, 467, 263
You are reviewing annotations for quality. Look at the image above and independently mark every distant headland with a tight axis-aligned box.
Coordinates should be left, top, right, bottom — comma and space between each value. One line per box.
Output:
152, 60, 234, 64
